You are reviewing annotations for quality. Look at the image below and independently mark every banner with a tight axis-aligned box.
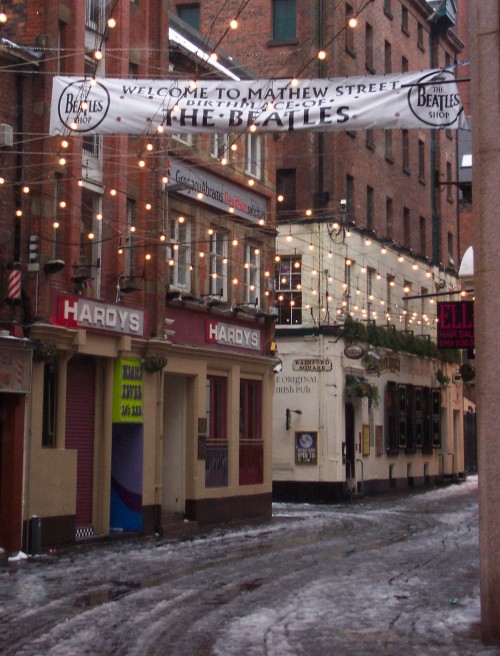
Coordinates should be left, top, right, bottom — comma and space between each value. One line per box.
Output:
50, 69, 466, 136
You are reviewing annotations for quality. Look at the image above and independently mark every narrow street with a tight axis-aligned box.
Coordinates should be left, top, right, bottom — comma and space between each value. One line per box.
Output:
1, 477, 498, 656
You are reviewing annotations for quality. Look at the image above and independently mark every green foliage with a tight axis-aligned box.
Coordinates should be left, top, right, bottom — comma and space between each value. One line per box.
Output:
340, 317, 459, 364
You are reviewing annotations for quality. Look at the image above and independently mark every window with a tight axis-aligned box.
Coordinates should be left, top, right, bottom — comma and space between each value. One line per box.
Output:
276, 168, 296, 216
417, 23, 425, 50
169, 216, 191, 290
366, 186, 374, 229
80, 188, 102, 295
387, 274, 395, 313
345, 4, 355, 53
344, 258, 354, 311
42, 362, 57, 448
447, 162, 454, 202
210, 133, 230, 161
245, 133, 262, 179
384, 40, 392, 73
177, 4, 200, 31
53, 173, 63, 260
86, 0, 105, 32
367, 268, 374, 320
244, 243, 261, 305
402, 56, 409, 72
172, 132, 193, 147
418, 139, 425, 182
209, 230, 228, 299
386, 197, 393, 237
448, 232, 455, 268
239, 380, 263, 485
272, 0, 296, 42
346, 174, 354, 214
419, 216, 427, 254
402, 129, 410, 173
401, 5, 409, 34
205, 376, 228, 488
365, 23, 374, 72
384, 0, 393, 19
365, 129, 375, 150
403, 207, 411, 247
275, 256, 302, 325
403, 280, 412, 330
125, 198, 136, 279
385, 131, 393, 162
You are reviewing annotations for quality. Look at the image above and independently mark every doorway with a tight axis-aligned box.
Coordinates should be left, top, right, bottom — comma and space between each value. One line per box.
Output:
345, 403, 356, 481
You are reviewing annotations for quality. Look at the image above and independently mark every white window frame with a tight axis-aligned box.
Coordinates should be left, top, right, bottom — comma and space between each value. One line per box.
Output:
169, 218, 191, 291
211, 133, 230, 161
209, 230, 228, 299
244, 243, 261, 305
245, 133, 262, 179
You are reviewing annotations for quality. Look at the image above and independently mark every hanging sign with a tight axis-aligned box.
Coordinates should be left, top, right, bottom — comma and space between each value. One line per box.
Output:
50, 69, 466, 136
112, 358, 144, 423
437, 300, 474, 349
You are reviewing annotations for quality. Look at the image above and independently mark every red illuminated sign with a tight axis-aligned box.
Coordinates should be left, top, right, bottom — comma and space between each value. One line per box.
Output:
437, 301, 474, 349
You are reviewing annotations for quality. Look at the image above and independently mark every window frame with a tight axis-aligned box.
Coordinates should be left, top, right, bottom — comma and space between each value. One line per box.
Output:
275, 255, 302, 325
272, 0, 297, 43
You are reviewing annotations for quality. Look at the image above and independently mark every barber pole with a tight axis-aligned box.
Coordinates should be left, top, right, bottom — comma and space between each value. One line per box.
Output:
6, 262, 21, 305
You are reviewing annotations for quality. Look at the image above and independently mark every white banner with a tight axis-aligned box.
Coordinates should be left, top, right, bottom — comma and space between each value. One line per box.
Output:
50, 69, 466, 136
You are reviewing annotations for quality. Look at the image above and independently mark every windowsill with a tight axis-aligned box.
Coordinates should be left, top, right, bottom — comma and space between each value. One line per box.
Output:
267, 38, 299, 48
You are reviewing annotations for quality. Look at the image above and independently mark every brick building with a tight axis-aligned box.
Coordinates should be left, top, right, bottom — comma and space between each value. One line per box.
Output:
185, 0, 468, 499
0, 1, 277, 554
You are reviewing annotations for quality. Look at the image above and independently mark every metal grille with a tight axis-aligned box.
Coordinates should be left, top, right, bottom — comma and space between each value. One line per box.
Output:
205, 444, 228, 488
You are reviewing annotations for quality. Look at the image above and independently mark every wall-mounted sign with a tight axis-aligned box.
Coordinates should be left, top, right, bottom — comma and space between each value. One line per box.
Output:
112, 358, 144, 423
206, 319, 260, 350
0, 343, 32, 393
54, 294, 145, 337
166, 157, 267, 224
295, 431, 318, 464
437, 301, 474, 349
344, 344, 365, 359
293, 358, 332, 372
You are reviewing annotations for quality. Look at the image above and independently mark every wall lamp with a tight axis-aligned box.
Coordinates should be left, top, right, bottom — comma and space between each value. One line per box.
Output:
286, 408, 302, 430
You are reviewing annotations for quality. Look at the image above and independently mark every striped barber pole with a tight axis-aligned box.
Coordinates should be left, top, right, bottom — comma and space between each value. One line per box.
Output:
7, 266, 21, 302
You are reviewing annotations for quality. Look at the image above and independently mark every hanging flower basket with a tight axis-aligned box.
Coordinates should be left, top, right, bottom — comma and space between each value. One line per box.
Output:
32, 339, 58, 363
142, 354, 167, 373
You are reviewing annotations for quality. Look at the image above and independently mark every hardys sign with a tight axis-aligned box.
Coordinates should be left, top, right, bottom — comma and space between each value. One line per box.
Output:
54, 294, 145, 337
49, 69, 466, 136
206, 320, 260, 350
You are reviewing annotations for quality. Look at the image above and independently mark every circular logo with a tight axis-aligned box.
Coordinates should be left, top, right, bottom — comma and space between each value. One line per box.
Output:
299, 433, 314, 449
407, 70, 464, 128
344, 344, 365, 359
57, 79, 110, 133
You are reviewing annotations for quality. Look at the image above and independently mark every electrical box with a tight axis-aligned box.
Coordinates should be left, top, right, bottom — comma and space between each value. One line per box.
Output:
0, 124, 14, 148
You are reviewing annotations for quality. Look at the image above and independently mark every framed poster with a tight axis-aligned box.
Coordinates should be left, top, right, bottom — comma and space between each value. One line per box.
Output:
295, 431, 318, 464
362, 424, 370, 456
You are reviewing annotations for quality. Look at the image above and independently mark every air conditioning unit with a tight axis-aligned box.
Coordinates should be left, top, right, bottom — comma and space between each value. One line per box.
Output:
0, 124, 14, 148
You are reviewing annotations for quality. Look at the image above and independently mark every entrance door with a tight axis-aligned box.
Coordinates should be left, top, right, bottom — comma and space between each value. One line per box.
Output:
65, 356, 95, 534
162, 375, 188, 516
345, 403, 356, 480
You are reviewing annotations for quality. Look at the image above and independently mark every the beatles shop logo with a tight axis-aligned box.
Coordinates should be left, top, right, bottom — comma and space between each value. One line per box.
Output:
407, 70, 464, 128
58, 79, 110, 133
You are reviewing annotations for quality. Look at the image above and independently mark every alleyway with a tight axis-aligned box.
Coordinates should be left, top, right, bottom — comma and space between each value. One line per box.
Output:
1, 477, 498, 656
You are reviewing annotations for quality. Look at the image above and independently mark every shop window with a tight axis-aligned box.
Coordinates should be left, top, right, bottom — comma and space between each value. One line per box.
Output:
405, 383, 415, 452
205, 376, 228, 488
275, 255, 302, 325
385, 381, 399, 454
177, 4, 200, 31
42, 362, 57, 448
244, 243, 261, 305
209, 230, 228, 299
245, 133, 262, 179
239, 379, 263, 485
431, 388, 441, 448
272, 0, 296, 42
169, 216, 191, 291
